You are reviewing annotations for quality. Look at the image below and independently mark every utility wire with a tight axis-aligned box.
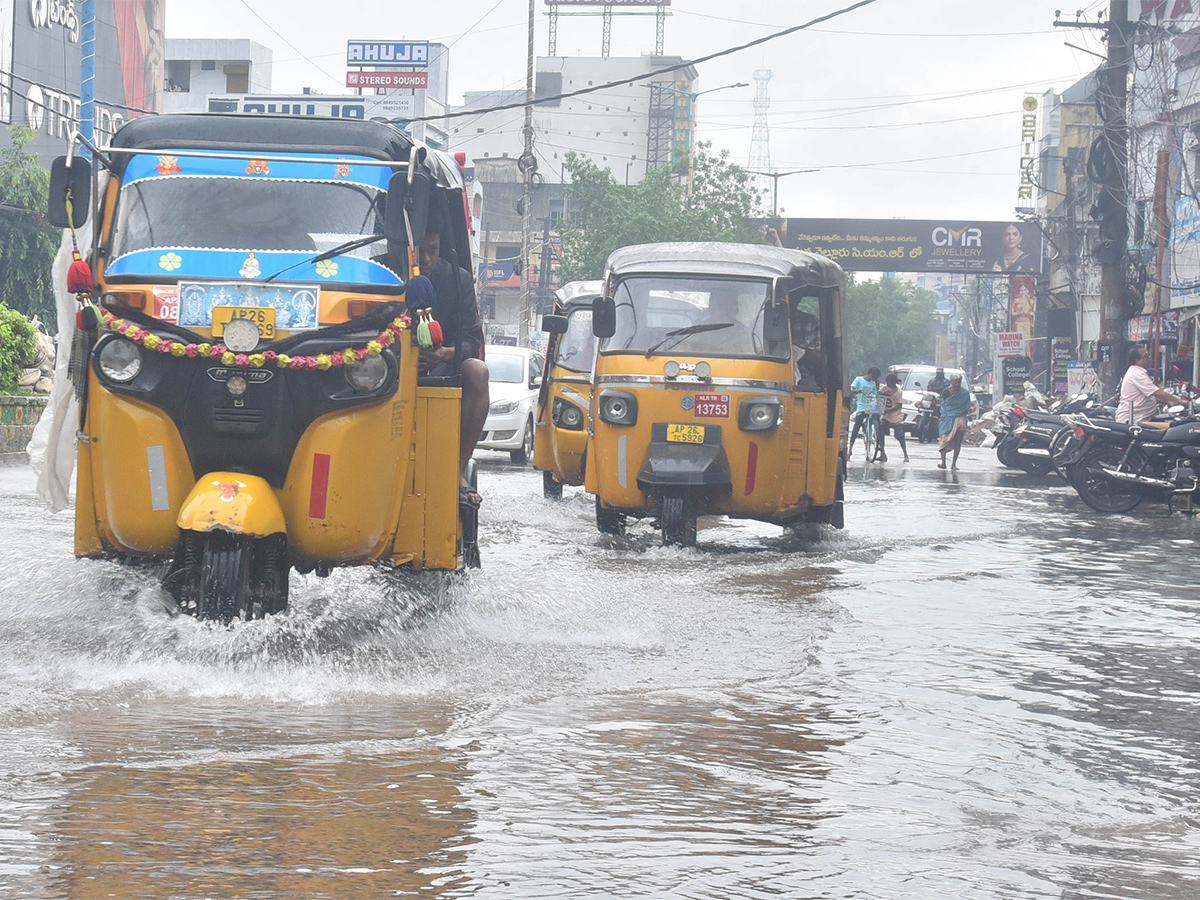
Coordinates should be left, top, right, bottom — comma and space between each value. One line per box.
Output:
400, 0, 880, 124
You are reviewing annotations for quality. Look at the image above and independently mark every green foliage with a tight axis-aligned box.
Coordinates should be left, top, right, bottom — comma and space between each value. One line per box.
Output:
845, 275, 938, 376
0, 303, 37, 393
559, 142, 764, 281
0, 127, 60, 329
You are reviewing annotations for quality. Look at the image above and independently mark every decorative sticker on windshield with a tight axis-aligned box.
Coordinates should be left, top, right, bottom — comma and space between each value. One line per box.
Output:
315, 260, 338, 278
335, 161, 351, 179
155, 156, 181, 176
239, 253, 261, 278
245, 159, 271, 175
159, 252, 182, 271
177, 282, 320, 331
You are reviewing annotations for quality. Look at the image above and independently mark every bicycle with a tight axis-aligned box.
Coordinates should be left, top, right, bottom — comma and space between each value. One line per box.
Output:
862, 393, 887, 465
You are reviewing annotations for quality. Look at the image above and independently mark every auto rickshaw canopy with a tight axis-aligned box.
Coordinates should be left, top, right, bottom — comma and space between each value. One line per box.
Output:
604, 242, 845, 291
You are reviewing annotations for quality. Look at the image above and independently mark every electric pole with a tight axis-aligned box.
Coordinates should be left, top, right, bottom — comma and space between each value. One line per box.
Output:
518, 0, 536, 347
1098, 0, 1131, 393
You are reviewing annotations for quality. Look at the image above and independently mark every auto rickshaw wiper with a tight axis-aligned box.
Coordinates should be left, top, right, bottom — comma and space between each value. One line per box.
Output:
262, 233, 387, 284
644, 322, 733, 357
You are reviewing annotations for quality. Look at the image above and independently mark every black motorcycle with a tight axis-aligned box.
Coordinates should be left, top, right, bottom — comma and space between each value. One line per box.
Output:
1062, 406, 1200, 513
913, 391, 940, 443
1007, 394, 1106, 477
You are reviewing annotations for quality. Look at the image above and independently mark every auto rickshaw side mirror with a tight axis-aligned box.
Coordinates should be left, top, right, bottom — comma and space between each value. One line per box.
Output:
48, 156, 91, 228
764, 301, 789, 344
542, 314, 568, 335
386, 170, 432, 244
592, 296, 616, 338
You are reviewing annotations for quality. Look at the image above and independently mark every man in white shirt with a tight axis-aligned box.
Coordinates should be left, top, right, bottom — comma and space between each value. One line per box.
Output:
1118, 346, 1183, 424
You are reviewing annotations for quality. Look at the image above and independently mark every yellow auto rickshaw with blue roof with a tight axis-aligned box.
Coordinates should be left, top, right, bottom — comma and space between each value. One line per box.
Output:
45, 113, 480, 620
534, 280, 601, 498
587, 242, 846, 545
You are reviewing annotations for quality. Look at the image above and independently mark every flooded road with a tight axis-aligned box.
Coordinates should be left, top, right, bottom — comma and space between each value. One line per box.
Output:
2, 443, 1199, 899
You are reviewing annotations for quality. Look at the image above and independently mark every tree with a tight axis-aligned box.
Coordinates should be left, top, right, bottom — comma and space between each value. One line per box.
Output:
0, 128, 60, 330
845, 275, 938, 376
558, 142, 763, 281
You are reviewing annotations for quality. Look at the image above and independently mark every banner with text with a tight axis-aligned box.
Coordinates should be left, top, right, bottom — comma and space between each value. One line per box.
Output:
774, 218, 1043, 274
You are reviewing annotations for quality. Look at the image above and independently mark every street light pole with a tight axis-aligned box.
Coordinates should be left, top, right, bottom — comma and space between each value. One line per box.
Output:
745, 169, 820, 217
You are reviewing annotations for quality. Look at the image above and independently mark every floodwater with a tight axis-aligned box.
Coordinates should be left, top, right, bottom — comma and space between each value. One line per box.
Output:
1, 443, 1199, 899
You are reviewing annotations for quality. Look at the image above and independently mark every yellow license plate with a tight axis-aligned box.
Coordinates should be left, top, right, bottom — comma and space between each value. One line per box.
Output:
212, 306, 277, 339
666, 424, 706, 444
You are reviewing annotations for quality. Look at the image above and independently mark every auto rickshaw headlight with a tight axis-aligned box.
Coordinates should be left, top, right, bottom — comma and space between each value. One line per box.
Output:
552, 397, 585, 430
739, 396, 783, 431
344, 354, 388, 392
98, 338, 142, 383
598, 389, 637, 426
694, 360, 712, 379
663, 360, 681, 379
222, 317, 261, 353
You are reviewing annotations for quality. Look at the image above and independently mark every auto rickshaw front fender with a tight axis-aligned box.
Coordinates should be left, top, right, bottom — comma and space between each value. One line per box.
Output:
176, 473, 286, 537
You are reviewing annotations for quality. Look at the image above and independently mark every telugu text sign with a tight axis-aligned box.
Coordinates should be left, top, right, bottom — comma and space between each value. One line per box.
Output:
347, 41, 429, 67
774, 218, 1043, 274
347, 72, 428, 89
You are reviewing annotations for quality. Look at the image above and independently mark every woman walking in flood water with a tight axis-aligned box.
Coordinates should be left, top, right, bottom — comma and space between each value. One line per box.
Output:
938, 374, 971, 470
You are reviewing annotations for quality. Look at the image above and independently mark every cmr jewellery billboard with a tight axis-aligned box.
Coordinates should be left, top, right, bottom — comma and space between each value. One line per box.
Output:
772, 218, 1043, 274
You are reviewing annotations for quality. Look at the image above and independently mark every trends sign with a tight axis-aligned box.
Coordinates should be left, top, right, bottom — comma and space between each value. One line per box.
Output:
765, 218, 1043, 274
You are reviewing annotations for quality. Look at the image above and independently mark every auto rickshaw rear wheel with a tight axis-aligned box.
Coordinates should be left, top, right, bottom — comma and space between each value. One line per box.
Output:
660, 492, 697, 547
595, 497, 626, 536
543, 470, 563, 499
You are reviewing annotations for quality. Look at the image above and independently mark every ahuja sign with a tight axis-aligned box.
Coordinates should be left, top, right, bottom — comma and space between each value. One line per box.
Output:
347, 71, 428, 89
347, 41, 429, 67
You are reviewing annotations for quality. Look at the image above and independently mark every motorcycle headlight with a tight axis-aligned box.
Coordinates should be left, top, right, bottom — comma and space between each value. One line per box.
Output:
344, 354, 387, 392
98, 338, 142, 383
552, 397, 585, 430
490, 399, 518, 415
739, 396, 783, 431
598, 389, 637, 426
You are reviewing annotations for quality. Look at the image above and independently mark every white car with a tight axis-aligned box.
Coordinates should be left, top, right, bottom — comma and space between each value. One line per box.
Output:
478, 346, 545, 464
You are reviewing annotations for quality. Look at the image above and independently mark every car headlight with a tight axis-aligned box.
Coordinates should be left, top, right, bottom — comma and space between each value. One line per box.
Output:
598, 389, 637, 426
552, 397, 585, 430
344, 354, 388, 392
98, 338, 142, 383
739, 396, 783, 431
490, 399, 518, 415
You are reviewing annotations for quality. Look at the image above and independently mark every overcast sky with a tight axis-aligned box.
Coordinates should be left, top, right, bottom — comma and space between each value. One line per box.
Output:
168, 0, 1112, 222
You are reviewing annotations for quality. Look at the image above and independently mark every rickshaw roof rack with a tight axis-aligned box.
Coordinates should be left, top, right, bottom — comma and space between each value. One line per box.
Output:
555, 280, 604, 305
605, 242, 845, 289
105, 114, 465, 190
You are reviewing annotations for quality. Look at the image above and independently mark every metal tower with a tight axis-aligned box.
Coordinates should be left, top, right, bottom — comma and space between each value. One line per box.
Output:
748, 69, 773, 202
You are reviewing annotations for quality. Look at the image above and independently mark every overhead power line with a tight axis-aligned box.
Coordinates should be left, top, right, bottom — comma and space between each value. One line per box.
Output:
402, 0, 880, 125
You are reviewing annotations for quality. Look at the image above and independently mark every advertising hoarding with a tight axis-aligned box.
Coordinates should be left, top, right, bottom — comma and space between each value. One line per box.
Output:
218, 94, 416, 120
346, 72, 428, 89
995, 332, 1027, 357
775, 218, 1043, 274
1126, 0, 1198, 23
545, 0, 670, 5
1051, 337, 1072, 394
346, 41, 429, 67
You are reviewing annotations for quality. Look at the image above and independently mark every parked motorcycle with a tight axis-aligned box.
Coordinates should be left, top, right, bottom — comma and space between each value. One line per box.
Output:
1062, 404, 1200, 513
1009, 394, 1107, 477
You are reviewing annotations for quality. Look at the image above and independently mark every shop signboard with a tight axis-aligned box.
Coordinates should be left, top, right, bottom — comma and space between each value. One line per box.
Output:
1126, 311, 1179, 341
773, 218, 1043, 274
346, 72, 428, 89
1051, 337, 1072, 394
995, 332, 1026, 357
1068, 360, 1100, 397
1002, 356, 1032, 396
347, 41, 429, 67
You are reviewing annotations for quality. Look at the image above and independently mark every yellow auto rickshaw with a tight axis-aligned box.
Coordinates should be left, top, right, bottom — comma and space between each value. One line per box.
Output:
46, 113, 480, 620
586, 243, 846, 545
534, 280, 601, 498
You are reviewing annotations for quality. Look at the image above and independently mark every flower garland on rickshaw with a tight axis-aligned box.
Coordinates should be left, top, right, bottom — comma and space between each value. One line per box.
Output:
94, 309, 410, 371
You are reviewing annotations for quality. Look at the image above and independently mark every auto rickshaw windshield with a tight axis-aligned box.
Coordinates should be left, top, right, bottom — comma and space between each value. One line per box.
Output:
605, 275, 785, 359
111, 176, 386, 256
556, 308, 596, 373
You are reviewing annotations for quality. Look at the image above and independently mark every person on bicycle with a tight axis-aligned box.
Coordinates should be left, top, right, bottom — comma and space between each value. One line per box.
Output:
878, 372, 909, 463
848, 366, 881, 457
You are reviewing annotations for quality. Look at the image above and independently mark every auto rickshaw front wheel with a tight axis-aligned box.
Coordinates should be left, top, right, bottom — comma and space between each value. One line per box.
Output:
660, 492, 697, 547
165, 530, 289, 622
